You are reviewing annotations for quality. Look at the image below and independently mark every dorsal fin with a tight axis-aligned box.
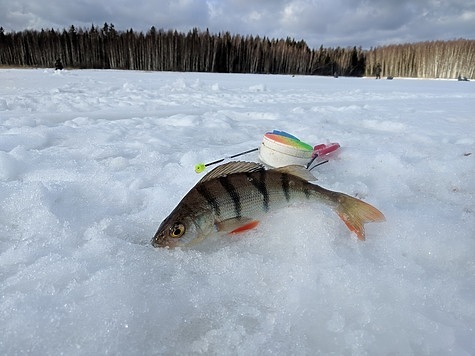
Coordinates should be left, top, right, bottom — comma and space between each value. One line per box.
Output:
198, 161, 265, 183
271, 165, 317, 181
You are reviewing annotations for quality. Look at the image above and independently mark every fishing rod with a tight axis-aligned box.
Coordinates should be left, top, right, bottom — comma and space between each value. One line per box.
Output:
194, 148, 259, 173
308, 159, 329, 171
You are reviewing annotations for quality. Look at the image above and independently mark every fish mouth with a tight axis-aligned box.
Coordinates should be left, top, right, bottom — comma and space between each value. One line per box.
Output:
151, 232, 165, 248
151, 233, 176, 248
151, 238, 163, 248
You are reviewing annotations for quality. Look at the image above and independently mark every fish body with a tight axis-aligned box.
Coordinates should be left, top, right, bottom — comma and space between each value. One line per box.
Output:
152, 161, 385, 248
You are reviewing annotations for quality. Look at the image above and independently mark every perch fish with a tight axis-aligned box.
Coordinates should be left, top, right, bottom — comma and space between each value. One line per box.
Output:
151, 161, 385, 248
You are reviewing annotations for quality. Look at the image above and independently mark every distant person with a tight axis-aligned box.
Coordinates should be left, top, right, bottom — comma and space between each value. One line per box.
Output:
375, 63, 381, 79
55, 58, 63, 70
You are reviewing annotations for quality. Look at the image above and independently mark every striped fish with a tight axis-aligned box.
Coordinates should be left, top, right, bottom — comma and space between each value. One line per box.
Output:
151, 161, 385, 248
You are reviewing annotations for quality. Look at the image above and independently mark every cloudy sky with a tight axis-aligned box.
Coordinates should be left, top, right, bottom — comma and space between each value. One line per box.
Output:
1, 0, 474, 49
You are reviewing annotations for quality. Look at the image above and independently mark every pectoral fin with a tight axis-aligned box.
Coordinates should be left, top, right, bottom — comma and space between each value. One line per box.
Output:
215, 218, 260, 234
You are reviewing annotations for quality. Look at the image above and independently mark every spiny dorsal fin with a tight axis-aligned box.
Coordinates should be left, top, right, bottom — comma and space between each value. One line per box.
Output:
198, 161, 265, 183
271, 165, 317, 181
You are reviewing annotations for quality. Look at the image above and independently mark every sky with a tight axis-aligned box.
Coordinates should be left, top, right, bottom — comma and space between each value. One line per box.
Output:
1, 0, 474, 49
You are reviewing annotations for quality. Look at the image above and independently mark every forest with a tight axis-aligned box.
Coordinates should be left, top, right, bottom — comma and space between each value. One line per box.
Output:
365, 39, 475, 79
0, 24, 473, 79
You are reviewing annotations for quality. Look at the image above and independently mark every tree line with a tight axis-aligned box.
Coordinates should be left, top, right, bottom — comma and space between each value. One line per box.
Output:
0, 24, 473, 79
0, 24, 365, 76
366, 39, 475, 79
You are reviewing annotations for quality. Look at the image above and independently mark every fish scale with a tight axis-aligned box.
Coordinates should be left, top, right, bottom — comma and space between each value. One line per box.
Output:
152, 161, 385, 248
200, 170, 303, 221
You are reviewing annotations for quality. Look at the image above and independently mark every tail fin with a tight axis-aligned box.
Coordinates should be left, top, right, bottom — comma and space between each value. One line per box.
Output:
335, 194, 385, 240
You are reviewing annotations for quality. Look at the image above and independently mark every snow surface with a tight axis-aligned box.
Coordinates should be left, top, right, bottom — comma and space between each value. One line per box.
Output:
1, 69, 474, 355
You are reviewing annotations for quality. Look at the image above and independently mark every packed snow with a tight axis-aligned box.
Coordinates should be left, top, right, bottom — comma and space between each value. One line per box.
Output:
1, 69, 474, 355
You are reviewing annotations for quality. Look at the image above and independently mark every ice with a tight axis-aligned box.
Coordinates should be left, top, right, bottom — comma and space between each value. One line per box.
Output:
0, 68, 474, 355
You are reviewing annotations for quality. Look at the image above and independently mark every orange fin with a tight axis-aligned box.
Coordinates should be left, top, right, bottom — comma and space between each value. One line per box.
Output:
335, 194, 385, 240
215, 217, 260, 234
230, 220, 260, 234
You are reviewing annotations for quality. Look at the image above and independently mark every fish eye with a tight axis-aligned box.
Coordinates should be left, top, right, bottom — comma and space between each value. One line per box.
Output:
170, 223, 185, 238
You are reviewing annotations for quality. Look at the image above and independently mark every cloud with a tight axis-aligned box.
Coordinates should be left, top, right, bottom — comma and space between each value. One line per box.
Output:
0, 0, 473, 48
